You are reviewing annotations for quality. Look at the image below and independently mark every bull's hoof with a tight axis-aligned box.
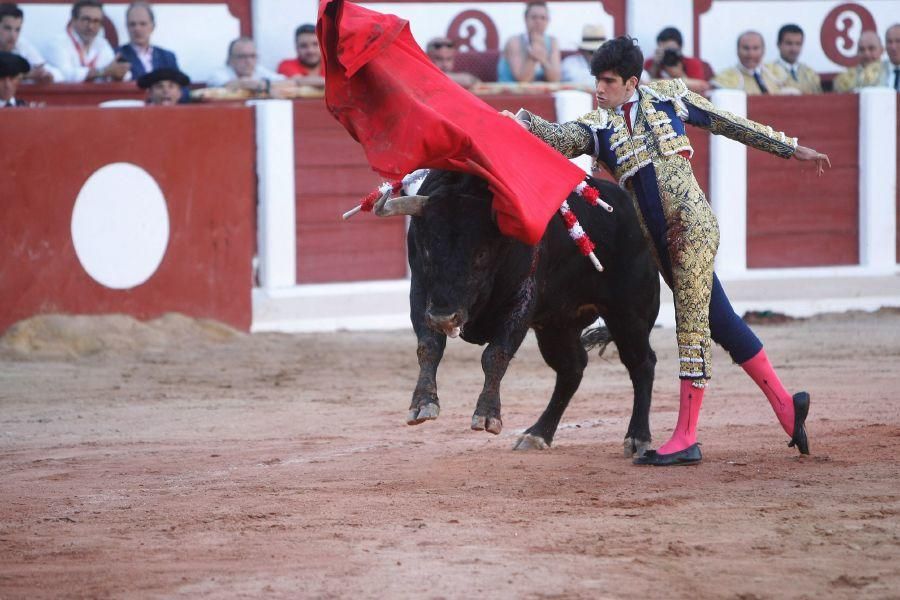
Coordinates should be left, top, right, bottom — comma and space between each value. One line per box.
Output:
407, 402, 440, 425
513, 433, 549, 451
471, 415, 503, 435
624, 437, 651, 458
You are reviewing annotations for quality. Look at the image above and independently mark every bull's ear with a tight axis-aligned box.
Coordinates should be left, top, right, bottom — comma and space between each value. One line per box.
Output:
375, 195, 429, 217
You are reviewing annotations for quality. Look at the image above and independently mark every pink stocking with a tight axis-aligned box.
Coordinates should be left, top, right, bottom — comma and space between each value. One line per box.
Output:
741, 349, 795, 435
657, 379, 705, 455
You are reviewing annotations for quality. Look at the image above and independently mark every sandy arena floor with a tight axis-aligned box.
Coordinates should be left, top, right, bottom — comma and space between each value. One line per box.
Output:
1, 310, 899, 599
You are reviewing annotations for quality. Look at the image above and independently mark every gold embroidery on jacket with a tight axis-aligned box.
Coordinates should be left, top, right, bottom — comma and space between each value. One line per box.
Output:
653, 155, 719, 382
527, 115, 593, 158
681, 90, 798, 158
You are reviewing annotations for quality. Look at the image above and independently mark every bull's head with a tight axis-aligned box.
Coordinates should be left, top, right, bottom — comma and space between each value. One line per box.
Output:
377, 172, 528, 338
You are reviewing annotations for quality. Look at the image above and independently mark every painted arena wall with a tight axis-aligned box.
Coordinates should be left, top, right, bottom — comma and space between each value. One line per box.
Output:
2, 0, 899, 333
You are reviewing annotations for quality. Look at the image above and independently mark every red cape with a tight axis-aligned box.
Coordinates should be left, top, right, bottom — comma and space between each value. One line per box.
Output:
317, 0, 586, 245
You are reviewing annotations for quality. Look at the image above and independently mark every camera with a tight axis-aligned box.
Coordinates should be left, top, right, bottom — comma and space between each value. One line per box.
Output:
661, 48, 683, 67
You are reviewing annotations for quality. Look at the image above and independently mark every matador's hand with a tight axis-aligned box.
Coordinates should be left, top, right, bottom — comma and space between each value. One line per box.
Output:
793, 145, 831, 176
500, 109, 529, 128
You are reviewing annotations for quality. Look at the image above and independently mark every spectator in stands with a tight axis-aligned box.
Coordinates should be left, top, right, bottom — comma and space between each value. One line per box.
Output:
277, 23, 324, 87
0, 3, 61, 82
497, 1, 560, 83
712, 30, 781, 94
208, 36, 284, 92
833, 30, 887, 92
884, 24, 900, 91
561, 24, 606, 86
46, 0, 130, 82
644, 26, 709, 93
0, 49, 28, 106
426, 36, 479, 89
768, 24, 821, 94
117, 2, 179, 80
137, 66, 189, 105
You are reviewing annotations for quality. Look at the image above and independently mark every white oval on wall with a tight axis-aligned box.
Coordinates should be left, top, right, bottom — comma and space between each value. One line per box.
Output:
71, 162, 170, 290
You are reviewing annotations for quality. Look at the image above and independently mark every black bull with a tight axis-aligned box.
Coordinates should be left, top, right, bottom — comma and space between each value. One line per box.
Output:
388, 170, 660, 455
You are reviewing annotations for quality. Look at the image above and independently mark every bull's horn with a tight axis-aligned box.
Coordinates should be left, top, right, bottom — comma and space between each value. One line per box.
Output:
374, 195, 430, 217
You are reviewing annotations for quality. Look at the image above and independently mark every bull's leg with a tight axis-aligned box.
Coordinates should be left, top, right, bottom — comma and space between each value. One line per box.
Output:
470, 328, 529, 435
407, 274, 446, 425
604, 312, 656, 457
407, 327, 446, 425
513, 325, 587, 450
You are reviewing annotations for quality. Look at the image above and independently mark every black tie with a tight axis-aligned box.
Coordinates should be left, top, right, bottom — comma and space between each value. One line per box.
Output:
790, 66, 798, 81
894, 68, 900, 91
753, 71, 769, 94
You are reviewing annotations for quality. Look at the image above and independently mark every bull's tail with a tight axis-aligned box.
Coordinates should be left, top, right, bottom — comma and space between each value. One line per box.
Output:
581, 325, 612, 357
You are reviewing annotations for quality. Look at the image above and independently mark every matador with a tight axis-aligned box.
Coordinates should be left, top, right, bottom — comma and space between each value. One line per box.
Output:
506, 36, 831, 466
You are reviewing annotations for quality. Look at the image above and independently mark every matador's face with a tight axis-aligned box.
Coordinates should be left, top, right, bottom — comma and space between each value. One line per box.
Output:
594, 70, 638, 110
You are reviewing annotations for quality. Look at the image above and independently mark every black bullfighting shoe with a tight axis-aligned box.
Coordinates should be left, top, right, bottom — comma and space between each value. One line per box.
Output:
788, 391, 810, 455
633, 443, 702, 466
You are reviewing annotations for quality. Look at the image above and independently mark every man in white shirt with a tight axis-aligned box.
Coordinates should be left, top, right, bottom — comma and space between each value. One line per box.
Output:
45, 0, 131, 83
207, 37, 284, 92
0, 3, 61, 82
561, 24, 606, 87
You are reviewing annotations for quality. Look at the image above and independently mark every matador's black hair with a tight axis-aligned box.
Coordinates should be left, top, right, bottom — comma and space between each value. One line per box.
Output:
590, 35, 644, 82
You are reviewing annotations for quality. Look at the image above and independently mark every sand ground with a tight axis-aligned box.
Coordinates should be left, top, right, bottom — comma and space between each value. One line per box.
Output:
1, 310, 899, 599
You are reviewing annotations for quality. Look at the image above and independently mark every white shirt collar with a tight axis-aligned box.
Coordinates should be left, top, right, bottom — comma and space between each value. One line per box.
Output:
614, 90, 639, 114
777, 57, 797, 70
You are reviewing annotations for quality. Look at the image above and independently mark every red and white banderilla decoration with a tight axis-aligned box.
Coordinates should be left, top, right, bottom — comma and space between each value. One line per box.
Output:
344, 172, 612, 272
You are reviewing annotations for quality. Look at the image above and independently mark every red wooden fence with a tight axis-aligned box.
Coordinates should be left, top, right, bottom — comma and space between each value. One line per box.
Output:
0, 105, 256, 332
746, 94, 859, 268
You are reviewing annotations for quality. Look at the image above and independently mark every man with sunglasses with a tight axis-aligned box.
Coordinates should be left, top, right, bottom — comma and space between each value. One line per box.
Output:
46, 0, 130, 82
426, 37, 478, 89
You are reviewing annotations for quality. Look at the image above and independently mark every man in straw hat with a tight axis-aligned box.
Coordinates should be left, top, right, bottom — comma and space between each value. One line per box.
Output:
561, 24, 607, 86
0, 50, 30, 106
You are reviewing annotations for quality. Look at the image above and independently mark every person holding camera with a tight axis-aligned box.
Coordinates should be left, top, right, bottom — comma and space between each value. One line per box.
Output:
45, 0, 131, 82
644, 27, 709, 93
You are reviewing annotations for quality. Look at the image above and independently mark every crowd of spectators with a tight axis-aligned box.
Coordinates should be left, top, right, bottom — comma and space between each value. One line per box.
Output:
420, 1, 900, 98
1, 0, 899, 109
0, 0, 327, 106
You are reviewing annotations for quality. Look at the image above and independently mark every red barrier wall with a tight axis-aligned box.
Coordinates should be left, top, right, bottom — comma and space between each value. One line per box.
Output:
746, 94, 859, 268
19, 83, 159, 106
293, 100, 407, 283
0, 105, 256, 333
